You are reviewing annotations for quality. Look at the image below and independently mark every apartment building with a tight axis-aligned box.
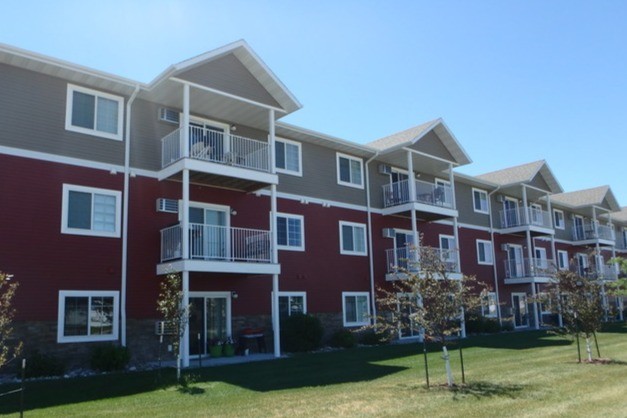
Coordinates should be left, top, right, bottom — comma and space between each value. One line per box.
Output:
0, 40, 624, 368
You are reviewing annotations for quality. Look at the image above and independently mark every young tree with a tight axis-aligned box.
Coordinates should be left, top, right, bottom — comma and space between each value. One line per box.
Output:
0, 271, 22, 370
373, 245, 487, 387
608, 257, 627, 297
156, 273, 189, 381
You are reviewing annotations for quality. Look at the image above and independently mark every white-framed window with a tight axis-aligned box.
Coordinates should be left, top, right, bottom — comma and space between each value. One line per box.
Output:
275, 137, 302, 176
276, 213, 305, 251
339, 221, 367, 256
57, 290, 119, 343
276, 291, 307, 322
61, 184, 122, 238
557, 250, 569, 271
553, 209, 565, 229
342, 292, 370, 327
472, 188, 489, 214
336, 153, 364, 189
65, 84, 124, 141
476, 239, 494, 265
481, 292, 498, 318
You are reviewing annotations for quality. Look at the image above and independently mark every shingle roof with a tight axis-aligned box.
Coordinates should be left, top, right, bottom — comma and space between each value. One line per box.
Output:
367, 119, 439, 151
476, 160, 546, 185
550, 185, 620, 211
609, 207, 627, 223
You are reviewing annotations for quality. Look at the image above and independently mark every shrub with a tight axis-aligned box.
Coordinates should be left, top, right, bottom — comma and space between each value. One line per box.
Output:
281, 314, 323, 352
90, 344, 130, 372
358, 329, 390, 346
329, 329, 357, 348
23, 351, 65, 378
465, 316, 502, 334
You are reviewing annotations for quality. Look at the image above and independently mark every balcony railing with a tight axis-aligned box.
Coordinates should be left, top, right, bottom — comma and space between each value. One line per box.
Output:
499, 207, 552, 229
161, 126, 270, 173
385, 246, 460, 274
504, 258, 556, 279
160, 223, 272, 263
382, 179, 454, 209
572, 264, 619, 281
571, 222, 615, 241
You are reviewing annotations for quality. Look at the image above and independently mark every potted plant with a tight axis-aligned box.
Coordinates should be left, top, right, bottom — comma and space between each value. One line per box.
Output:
209, 339, 222, 358
223, 337, 235, 357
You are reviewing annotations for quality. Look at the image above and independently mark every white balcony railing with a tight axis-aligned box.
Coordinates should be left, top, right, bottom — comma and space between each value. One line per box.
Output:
572, 263, 619, 281
572, 222, 615, 242
499, 207, 552, 229
504, 258, 556, 279
161, 126, 270, 173
160, 223, 272, 263
382, 179, 454, 209
385, 246, 460, 274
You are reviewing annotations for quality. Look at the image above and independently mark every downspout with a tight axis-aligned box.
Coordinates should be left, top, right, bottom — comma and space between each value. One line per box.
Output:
365, 152, 380, 324
121, 84, 141, 346
488, 186, 502, 324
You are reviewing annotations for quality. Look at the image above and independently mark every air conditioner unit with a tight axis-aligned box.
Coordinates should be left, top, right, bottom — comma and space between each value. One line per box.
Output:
155, 321, 177, 336
156, 198, 179, 214
158, 107, 180, 124
500, 244, 509, 251
378, 164, 393, 175
382, 228, 396, 238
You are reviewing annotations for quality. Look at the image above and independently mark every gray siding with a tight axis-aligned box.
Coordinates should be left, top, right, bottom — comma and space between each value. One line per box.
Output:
0, 63, 125, 165
455, 181, 491, 227
409, 131, 455, 162
529, 174, 551, 192
177, 54, 281, 109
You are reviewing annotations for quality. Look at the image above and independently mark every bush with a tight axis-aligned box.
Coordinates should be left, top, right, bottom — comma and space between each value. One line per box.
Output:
465, 316, 502, 334
23, 351, 65, 378
90, 344, 130, 372
358, 329, 390, 346
281, 314, 323, 352
329, 329, 357, 348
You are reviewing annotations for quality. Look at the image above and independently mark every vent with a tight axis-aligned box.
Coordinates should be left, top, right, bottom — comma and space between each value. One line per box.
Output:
378, 164, 392, 175
156, 198, 178, 214
382, 228, 396, 238
155, 321, 177, 336
158, 108, 179, 124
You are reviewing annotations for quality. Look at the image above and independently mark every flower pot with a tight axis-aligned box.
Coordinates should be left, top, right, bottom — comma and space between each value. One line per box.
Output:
223, 344, 235, 357
209, 345, 222, 358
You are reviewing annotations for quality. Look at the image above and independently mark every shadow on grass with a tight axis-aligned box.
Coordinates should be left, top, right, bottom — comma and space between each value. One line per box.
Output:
462, 330, 573, 350
450, 381, 526, 400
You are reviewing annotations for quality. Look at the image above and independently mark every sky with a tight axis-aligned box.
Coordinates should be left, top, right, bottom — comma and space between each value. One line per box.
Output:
2, 0, 626, 205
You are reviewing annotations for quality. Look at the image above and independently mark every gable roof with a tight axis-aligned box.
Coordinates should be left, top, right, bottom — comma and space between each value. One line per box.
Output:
609, 207, 627, 224
550, 185, 620, 211
476, 160, 563, 193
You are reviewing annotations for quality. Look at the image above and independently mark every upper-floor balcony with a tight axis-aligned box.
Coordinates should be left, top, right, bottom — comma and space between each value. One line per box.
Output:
504, 257, 556, 284
572, 263, 619, 281
571, 222, 615, 245
159, 126, 277, 191
499, 207, 553, 235
156, 223, 280, 276
382, 179, 457, 220
385, 246, 461, 280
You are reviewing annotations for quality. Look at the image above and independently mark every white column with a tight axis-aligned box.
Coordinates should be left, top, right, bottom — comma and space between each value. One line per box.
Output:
407, 152, 418, 247
181, 270, 190, 367
530, 281, 539, 329
269, 109, 280, 358
182, 84, 190, 158
522, 185, 529, 225
547, 194, 557, 267
181, 168, 190, 367
268, 109, 276, 174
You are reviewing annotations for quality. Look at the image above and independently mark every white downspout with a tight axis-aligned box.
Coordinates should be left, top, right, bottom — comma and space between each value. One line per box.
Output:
120, 84, 140, 347
488, 186, 502, 323
364, 152, 379, 325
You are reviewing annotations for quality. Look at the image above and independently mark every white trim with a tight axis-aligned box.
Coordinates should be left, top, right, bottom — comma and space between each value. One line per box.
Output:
57, 290, 120, 343
274, 291, 307, 317
275, 137, 303, 177
65, 84, 124, 141
275, 212, 305, 251
339, 221, 368, 256
61, 184, 122, 238
553, 209, 565, 230
476, 239, 494, 265
472, 188, 489, 214
342, 291, 370, 327
336, 152, 364, 189
557, 250, 569, 270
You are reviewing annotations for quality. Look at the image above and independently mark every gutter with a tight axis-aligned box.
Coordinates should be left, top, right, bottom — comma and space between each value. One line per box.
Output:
364, 152, 380, 324
121, 85, 141, 346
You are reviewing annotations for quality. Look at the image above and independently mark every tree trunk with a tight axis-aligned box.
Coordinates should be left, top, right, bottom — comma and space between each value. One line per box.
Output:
442, 345, 454, 386
585, 337, 593, 362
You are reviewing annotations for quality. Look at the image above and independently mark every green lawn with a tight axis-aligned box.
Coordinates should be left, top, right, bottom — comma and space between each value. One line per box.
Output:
1, 324, 626, 417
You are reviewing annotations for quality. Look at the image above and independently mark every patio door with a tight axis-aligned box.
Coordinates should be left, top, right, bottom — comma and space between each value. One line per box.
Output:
530, 203, 543, 226
512, 293, 529, 328
394, 230, 415, 271
503, 198, 519, 227
189, 293, 231, 356
574, 216, 585, 240
534, 247, 548, 271
398, 294, 421, 339
576, 253, 588, 276
390, 170, 409, 204
188, 118, 227, 161
507, 245, 524, 278
189, 205, 229, 260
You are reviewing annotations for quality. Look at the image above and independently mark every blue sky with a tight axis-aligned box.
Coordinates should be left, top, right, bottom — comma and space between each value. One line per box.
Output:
2, 1, 626, 205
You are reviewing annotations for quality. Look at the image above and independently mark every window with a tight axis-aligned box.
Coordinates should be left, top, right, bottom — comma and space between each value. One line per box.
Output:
57, 291, 119, 343
339, 221, 367, 256
276, 213, 304, 251
61, 184, 121, 238
275, 138, 302, 176
553, 209, 565, 229
65, 84, 124, 140
342, 292, 370, 326
472, 188, 489, 214
277, 292, 306, 323
476, 240, 493, 265
482, 292, 498, 318
439, 234, 457, 264
336, 153, 364, 189
557, 250, 569, 270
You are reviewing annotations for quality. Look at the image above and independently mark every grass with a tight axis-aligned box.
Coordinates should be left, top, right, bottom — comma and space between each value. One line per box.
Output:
1, 324, 626, 417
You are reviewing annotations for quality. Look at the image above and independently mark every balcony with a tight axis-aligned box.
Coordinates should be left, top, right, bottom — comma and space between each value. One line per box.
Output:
157, 223, 280, 275
499, 207, 553, 235
159, 126, 277, 191
385, 246, 461, 281
504, 258, 556, 284
571, 223, 615, 245
381, 180, 457, 220
572, 264, 619, 281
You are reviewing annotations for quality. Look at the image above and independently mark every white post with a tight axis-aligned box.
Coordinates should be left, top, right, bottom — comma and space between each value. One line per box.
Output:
442, 346, 454, 386
269, 109, 281, 358
530, 281, 539, 329
182, 84, 190, 158
180, 167, 190, 368
181, 270, 190, 368
407, 152, 419, 247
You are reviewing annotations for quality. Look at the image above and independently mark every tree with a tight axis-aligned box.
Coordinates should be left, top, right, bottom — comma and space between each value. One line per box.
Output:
373, 245, 487, 387
156, 273, 190, 381
0, 271, 22, 369
608, 257, 627, 297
